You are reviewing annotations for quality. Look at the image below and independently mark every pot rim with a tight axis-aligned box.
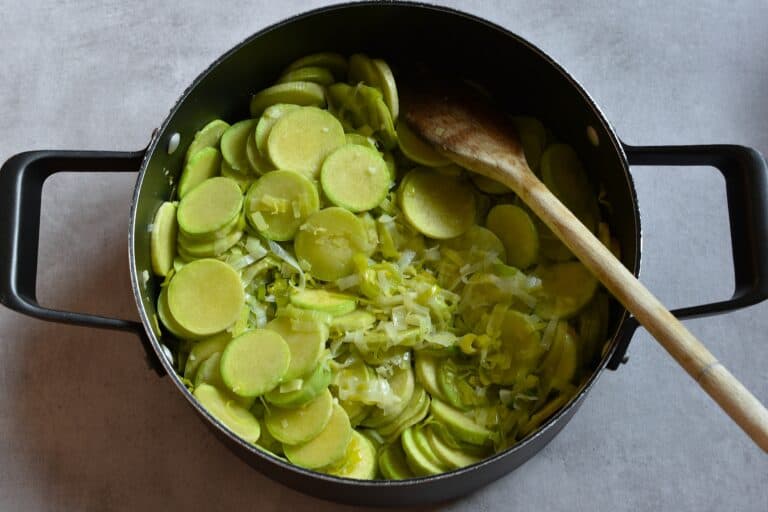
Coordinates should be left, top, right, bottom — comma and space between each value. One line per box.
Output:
128, 0, 641, 488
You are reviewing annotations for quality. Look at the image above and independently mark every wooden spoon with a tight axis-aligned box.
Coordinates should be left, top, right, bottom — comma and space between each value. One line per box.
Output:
401, 79, 768, 452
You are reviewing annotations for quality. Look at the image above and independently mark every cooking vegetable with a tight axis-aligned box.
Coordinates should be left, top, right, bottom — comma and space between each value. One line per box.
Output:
323, 430, 378, 479
184, 331, 231, 381
290, 289, 357, 316
540, 143, 599, 232
265, 315, 327, 381
283, 52, 348, 81
534, 262, 598, 319
378, 441, 414, 480
399, 168, 475, 239
267, 107, 345, 178
265, 361, 332, 407
485, 204, 539, 269
185, 119, 230, 164
401, 426, 444, 476
361, 366, 415, 428
254, 104, 301, 156
425, 425, 482, 470
277, 66, 335, 86
371, 58, 399, 121
249, 81, 326, 117
155, 51, 616, 481
283, 403, 353, 469
176, 177, 242, 237
245, 170, 319, 241
396, 119, 450, 167
167, 258, 244, 337
221, 119, 257, 173
150, 201, 177, 276
294, 207, 369, 281
179, 147, 222, 199
193, 383, 261, 443
265, 388, 334, 445
326, 83, 397, 149
220, 329, 290, 397
429, 399, 493, 446
320, 144, 391, 212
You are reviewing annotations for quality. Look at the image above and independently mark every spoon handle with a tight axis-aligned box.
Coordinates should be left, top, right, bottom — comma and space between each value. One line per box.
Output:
496, 165, 768, 452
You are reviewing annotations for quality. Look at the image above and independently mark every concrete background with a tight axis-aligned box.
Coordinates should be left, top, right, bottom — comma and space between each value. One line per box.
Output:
0, 1, 766, 510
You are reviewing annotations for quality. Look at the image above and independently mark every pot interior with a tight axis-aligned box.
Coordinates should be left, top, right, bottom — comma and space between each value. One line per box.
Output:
130, 0, 639, 496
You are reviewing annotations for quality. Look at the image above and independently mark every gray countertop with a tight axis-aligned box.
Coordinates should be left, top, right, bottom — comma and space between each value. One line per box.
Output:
0, 1, 766, 511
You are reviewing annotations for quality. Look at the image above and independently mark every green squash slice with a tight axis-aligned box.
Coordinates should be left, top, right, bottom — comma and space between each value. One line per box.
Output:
361, 366, 415, 428
414, 351, 445, 401
185, 119, 229, 164
277, 66, 335, 86
539, 322, 579, 392
430, 399, 493, 446
265, 362, 332, 408
267, 107, 346, 179
178, 147, 222, 199
195, 352, 254, 412
245, 170, 319, 241
193, 383, 261, 444
265, 315, 327, 381
540, 144, 599, 232
378, 442, 415, 480
283, 52, 348, 80
294, 207, 369, 281
424, 425, 482, 470
220, 329, 291, 398
284, 403, 353, 469
177, 229, 243, 260
534, 262, 598, 319
320, 144, 391, 212
330, 310, 376, 335
184, 331, 231, 380
220, 119, 257, 173
265, 388, 334, 445
290, 289, 357, 316
348, 53, 378, 86
245, 124, 272, 175
220, 160, 254, 193
330, 357, 374, 427
377, 386, 430, 442
322, 430, 377, 480
345, 133, 378, 150
485, 204, 539, 269
371, 58, 399, 121
254, 104, 301, 157
399, 168, 475, 239
176, 177, 243, 237
150, 201, 178, 277
396, 119, 450, 167
156, 286, 196, 340
326, 83, 397, 150
250, 82, 326, 117
176, 208, 243, 244
471, 174, 510, 195
442, 225, 506, 264
400, 427, 444, 476
167, 258, 244, 337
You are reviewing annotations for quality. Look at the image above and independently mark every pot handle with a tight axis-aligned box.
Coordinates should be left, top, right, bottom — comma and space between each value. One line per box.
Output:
0, 150, 165, 376
608, 144, 768, 369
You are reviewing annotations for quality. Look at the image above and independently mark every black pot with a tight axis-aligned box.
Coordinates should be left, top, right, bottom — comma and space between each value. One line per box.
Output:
1, 2, 767, 507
